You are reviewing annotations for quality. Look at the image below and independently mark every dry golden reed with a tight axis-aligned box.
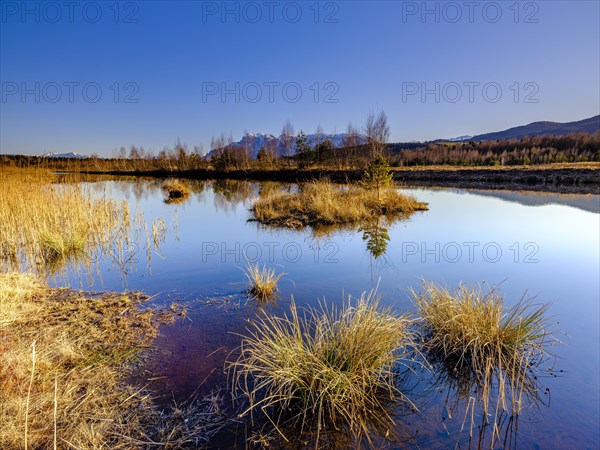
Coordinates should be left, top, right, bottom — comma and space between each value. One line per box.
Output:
0, 168, 132, 275
244, 263, 284, 302
412, 280, 554, 442
229, 291, 415, 447
0, 168, 169, 278
251, 180, 428, 229
0, 272, 226, 449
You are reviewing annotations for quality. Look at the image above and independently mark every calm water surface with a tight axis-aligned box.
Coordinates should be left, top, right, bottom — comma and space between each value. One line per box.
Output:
51, 178, 600, 449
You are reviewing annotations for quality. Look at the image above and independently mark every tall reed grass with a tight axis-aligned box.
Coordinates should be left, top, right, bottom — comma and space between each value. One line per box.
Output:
0, 168, 164, 277
244, 263, 284, 302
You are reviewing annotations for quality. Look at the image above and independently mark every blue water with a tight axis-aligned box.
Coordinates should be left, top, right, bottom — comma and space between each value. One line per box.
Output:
53, 179, 600, 449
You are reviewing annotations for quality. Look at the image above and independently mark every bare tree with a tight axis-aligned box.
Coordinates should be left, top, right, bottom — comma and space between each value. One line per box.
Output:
173, 138, 190, 169
213, 133, 227, 152
315, 124, 324, 145
365, 110, 390, 158
129, 145, 141, 159
342, 123, 361, 168
264, 138, 278, 168
241, 130, 253, 169
193, 144, 204, 156
343, 122, 360, 147
209, 133, 227, 169
280, 120, 295, 168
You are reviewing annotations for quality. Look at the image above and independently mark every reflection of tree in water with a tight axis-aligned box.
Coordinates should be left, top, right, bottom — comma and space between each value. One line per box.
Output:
358, 216, 398, 285
131, 178, 153, 201
106, 176, 163, 202
212, 179, 256, 212
359, 217, 390, 260
106, 177, 210, 204
187, 179, 208, 196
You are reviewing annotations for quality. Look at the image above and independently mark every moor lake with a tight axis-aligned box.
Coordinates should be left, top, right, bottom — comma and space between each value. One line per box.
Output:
48, 177, 600, 449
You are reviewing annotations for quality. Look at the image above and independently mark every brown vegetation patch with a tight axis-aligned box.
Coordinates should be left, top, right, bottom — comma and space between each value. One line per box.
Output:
251, 181, 428, 229
0, 272, 226, 449
161, 180, 192, 204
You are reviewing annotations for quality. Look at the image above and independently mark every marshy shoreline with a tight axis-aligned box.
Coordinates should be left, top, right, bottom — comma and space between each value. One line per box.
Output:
0, 272, 227, 449
75, 166, 600, 194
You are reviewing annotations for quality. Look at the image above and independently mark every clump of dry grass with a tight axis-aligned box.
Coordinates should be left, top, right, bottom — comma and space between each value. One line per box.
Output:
162, 180, 191, 204
0, 272, 226, 449
0, 168, 169, 278
229, 291, 415, 447
0, 168, 133, 275
412, 281, 553, 420
244, 263, 284, 302
251, 180, 428, 229
38, 228, 88, 262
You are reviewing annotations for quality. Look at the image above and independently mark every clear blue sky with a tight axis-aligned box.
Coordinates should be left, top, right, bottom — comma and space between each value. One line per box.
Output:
1, 0, 599, 156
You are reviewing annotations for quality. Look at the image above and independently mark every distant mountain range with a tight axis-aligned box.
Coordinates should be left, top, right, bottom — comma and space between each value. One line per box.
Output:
9, 115, 598, 159
469, 115, 599, 142
212, 115, 600, 157
447, 135, 474, 142
41, 152, 89, 159
205, 132, 367, 159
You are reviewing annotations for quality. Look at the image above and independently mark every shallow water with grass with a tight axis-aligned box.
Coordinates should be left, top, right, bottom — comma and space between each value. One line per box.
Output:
31, 177, 600, 448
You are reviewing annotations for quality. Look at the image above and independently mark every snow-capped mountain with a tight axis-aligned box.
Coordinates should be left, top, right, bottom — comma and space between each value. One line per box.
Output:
446, 135, 473, 142
41, 152, 89, 159
205, 132, 367, 159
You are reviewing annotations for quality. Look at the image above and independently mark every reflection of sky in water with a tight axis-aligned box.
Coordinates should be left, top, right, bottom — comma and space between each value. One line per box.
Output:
51, 180, 599, 449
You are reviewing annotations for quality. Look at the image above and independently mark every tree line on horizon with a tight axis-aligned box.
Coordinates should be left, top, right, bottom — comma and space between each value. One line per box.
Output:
2, 113, 599, 172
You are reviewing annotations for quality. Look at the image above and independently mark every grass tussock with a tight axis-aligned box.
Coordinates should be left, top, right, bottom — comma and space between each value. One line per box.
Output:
38, 228, 88, 262
251, 180, 428, 229
162, 180, 191, 204
244, 263, 284, 302
230, 291, 414, 446
0, 272, 226, 449
412, 281, 553, 418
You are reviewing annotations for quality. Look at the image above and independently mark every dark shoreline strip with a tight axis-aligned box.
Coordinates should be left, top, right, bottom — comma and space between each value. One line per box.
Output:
70, 168, 599, 194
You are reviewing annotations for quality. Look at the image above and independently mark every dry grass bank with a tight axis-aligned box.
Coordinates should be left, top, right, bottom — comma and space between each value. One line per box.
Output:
0, 272, 226, 449
251, 181, 428, 228
390, 162, 600, 172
